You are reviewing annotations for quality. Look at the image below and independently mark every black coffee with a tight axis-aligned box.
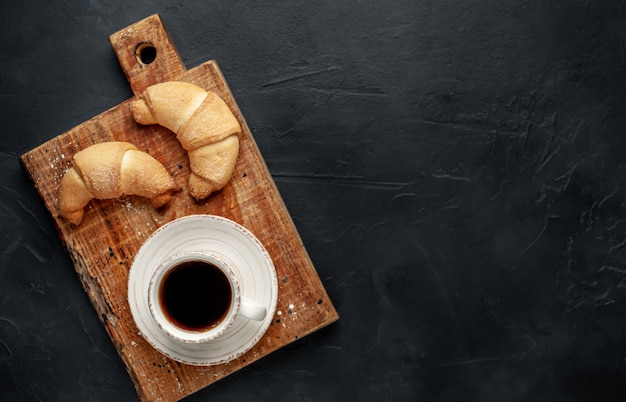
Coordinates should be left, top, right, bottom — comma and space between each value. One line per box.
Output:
159, 260, 232, 331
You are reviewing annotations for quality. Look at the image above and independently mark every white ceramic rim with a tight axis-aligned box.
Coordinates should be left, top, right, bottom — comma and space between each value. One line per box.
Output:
128, 214, 278, 366
147, 250, 242, 344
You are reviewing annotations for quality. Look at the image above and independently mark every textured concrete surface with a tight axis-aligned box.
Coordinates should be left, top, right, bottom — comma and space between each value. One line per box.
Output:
1, 1, 626, 401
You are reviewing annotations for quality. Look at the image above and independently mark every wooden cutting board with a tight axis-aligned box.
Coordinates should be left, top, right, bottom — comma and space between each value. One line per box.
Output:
19, 14, 338, 402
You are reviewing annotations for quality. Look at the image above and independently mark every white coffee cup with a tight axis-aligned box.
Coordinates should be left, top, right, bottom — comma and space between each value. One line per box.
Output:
147, 250, 267, 344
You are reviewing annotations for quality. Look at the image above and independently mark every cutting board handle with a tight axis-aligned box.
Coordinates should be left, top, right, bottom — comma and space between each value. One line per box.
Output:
109, 14, 187, 95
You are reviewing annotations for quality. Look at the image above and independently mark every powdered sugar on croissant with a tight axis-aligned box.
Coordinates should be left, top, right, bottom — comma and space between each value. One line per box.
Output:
130, 81, 240, 200
57, 141, 176, 225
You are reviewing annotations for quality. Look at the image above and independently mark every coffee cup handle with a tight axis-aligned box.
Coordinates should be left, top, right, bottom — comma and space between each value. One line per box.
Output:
239, 297, 267, 321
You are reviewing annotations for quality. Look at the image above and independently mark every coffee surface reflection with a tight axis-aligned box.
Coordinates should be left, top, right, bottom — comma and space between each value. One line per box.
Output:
159, 260, 232, 332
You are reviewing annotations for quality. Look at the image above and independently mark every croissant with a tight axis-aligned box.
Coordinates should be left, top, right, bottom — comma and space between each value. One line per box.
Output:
130, 81, 241, 200
57, 141, 176, 225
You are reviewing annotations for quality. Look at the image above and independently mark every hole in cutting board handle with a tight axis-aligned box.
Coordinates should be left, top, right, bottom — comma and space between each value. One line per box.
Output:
110, 15, 187, 94
136, 42, 157, 65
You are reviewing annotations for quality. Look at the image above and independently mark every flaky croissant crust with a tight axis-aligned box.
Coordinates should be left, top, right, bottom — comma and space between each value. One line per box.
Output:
57, 141, 176, 225
131, 81, 241, 200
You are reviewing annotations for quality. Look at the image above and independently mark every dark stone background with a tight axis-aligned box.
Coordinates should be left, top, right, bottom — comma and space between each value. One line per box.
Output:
2, 1, 626, 401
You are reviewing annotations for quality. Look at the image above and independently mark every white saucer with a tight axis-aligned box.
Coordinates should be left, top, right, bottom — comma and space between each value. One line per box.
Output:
128, 215, 278, 366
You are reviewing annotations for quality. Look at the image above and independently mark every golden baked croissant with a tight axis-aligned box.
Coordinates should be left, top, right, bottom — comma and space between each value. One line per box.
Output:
130, 81, 240, 200
57, 141, 176, 225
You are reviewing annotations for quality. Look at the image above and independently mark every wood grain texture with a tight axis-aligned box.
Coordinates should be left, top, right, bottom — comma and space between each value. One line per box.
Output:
19, 14, 338, 402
